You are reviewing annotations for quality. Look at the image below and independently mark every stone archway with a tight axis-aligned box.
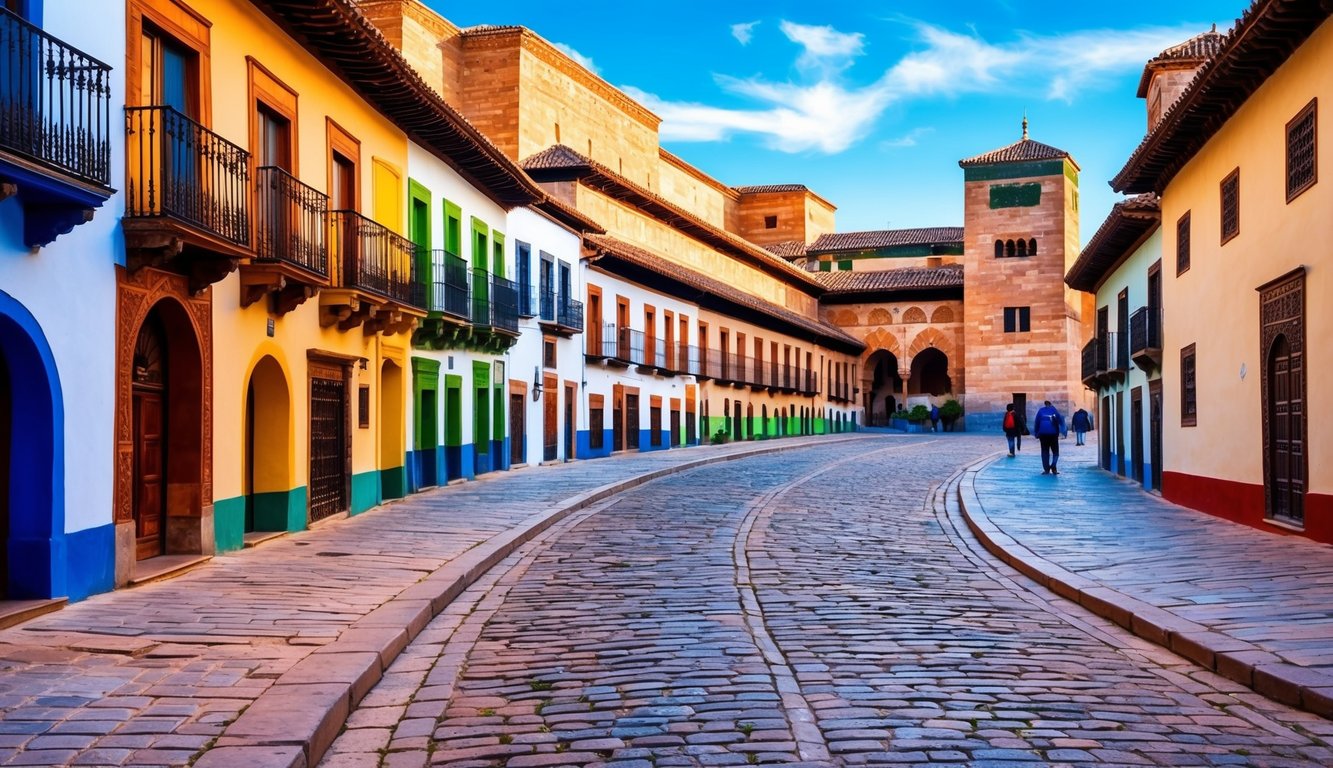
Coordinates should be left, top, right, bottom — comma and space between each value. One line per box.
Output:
865, 350, 903, 426
909, 347, 952, 397
0, 291, 64, 599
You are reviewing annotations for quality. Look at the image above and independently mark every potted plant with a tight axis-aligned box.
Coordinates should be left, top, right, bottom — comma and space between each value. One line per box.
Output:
711, 428, 728, 445
939, 399, 963, 431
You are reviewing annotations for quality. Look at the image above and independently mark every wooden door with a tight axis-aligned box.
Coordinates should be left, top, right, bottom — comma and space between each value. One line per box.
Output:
1149, 380, 1163, 491
509, 393, 525, 466
133, 390, 166, 560
612, 385, 624, 453
1115, 391, 1125, 477
420, 389, 438, 487
625, 394, 640, 452
564, 384, 575, 460
1100, 396, 1112, 471
1131, 387, 1144, 485
1267, 335, 1304, 523
309, 376, 348, 521
543, 380, 557, 462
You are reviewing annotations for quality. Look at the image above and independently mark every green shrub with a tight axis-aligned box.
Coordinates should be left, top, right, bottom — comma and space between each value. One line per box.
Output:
908, 404, 930, 421
939, 400, 963, 421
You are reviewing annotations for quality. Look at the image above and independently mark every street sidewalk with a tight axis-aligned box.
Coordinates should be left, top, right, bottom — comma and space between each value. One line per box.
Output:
0, 434, 871, 768
960, 439, 1333, 720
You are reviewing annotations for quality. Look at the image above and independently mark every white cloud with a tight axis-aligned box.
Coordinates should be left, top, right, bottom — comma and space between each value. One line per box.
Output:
731, 21, 759, 46
779, 20, 865, 70
553, 42, 598, 75
627, 19, 1203, 155
880, 126, 935, 149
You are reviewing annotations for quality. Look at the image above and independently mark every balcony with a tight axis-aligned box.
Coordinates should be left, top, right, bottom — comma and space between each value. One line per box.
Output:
599, 325, 645, 367
463, 270, 519, 352
1082, 333, 1130, 389
537, 288, 583, 337
241, 166, 329, 314
124, 105, 250, 290
0, 8, 113, 246
1130, 306, 1162, 372
320, 209, 424, 334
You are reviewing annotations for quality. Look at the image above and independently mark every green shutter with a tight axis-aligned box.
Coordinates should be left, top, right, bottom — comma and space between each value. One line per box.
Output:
443, 200, 462, 256
492, 231, 505, 278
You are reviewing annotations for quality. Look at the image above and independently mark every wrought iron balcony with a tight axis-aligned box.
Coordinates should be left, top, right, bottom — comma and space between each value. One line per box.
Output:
426, 250, 470, 320
125, 105, 250, 248
1081, 338, 1101, 387
600, 325, 646, 367
254, 166, 327, 277
557, 297, 583, 334
472, 270, 519, 335
539, 286, 556, 322
329, 209, 422, 309
0, 8, 112, 189
538, 287, 582, 336
1130, 306, 1163, 372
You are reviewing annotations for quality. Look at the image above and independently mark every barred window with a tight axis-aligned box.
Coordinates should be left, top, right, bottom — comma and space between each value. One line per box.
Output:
1003, 306, 1030, 333
1287, 99, 1317, 201
1176, 212, 1191, 275
1220, 169, 1240, 244
1181, 344, 1197, 427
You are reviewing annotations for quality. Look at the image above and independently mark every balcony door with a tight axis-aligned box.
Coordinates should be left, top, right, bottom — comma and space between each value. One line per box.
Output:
140, 27, 198, 218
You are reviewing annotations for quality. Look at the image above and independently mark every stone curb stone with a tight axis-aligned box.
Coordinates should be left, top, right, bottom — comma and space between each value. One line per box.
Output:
956, 452, 1333, 722
211, 435, 873, 767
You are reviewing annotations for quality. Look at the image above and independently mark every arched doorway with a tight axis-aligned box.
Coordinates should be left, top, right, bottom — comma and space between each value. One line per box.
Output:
131, 313, 167, 560
1266, 334, 1305, 524
380, 359, 405, 500
245, 356, 291, 535
909, 348, 951, 397
867, 350, 903, 426
0, 293, 63, 599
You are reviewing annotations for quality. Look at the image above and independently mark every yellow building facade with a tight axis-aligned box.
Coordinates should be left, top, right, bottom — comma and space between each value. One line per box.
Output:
1113, 4, 1333, 542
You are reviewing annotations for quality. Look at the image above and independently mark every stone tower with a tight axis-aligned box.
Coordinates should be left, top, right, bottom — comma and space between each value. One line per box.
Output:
958, 119, 1088, 430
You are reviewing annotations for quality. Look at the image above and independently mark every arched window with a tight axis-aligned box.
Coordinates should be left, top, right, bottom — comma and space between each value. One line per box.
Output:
1016, 239, 1028, 257
1029, 238, 1038, 256
994, 240, 1004, 258
1006, 240, 1016, 258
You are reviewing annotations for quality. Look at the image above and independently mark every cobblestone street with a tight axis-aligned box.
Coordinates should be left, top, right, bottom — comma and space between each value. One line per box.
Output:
319, 437, 1333, 768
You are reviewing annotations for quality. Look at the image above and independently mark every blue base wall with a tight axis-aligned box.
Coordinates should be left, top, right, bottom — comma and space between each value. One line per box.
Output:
577, 430, 613, 459
63, 524, 114, 602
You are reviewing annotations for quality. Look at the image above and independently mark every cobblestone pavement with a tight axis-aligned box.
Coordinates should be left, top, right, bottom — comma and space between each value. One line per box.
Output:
971, 445, 1333, 675
324, 435, 1333, 767
0, 435, 857, 767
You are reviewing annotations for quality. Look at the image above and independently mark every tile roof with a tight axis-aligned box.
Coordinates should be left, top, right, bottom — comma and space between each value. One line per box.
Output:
1114, 1, 1331, 194
1066, 195, 1161, 293
809, 227, 964, 253
584, 235, 864, 352
1137, 26, 1227, 97
521, 145, 826, 292
734, 184, 809, 194
958, 136, 1073, 168
535, 195, 606, 235
254, 0, 544, 209
815, 265, 965, 294
765, 241, 809, 259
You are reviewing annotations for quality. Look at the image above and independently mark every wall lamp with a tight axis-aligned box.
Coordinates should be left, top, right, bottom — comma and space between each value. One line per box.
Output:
532, 366, 543, 401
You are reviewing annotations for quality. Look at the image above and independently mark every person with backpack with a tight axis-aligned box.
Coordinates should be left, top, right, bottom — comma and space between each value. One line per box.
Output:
1002, 403, 1022, 456
1033, 400, 1066, 475
1071, 408, 1092, 446
929, 404, 940, 433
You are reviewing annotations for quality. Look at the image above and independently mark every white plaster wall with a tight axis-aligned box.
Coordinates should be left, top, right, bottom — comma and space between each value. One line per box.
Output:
0, 1, 126, 534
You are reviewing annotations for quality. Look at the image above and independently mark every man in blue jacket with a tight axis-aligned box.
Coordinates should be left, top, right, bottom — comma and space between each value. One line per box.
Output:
1033, 400, 1066, 475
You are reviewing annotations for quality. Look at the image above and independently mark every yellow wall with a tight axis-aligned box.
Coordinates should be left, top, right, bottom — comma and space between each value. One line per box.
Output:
190, 0, 412, 505
1161, 18, 1333, 491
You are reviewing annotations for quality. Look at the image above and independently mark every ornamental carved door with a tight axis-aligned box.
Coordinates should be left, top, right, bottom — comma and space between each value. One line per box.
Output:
543, 377, 557, 462
1260, 271, 1306, 525
132, 391, 165, 560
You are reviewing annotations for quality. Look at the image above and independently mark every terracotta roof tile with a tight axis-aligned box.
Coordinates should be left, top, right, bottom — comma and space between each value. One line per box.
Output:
585, 235, 863, 351
734, 184, 809, 194
815, 265, 965, 294
959, 137, 1073, 168
1066, 194, 1160, 292
1137, 26, 1227, 97
765, 241, 809, 259
810, 227, 963, 253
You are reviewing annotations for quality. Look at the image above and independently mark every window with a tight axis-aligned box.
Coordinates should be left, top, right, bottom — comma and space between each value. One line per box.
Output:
764, 215, 778, 229
443, 200, 462, 256
1029, 238, 1037, 256
1220, 168, 1240, 244
1181, 343, 1197, 427
1176, 212, 1191, 275
1003, 307, 1031, 333
994, 240, 1004, 258
516, 242, 534, 316
1287, 98, 1317, 202
589, 395, 604, 450
543, 337, 556, 369
358, 385, 370, 428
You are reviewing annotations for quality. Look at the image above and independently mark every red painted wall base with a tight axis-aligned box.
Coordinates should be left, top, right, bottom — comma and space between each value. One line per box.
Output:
1163, 472, 1333, 544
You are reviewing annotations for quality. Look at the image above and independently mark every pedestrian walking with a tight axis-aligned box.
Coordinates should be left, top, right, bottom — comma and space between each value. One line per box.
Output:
1071, 408, 1091, 446
1034, 400, 1066, 475
1002, 403, 1022, 456
929, 404, 940, 433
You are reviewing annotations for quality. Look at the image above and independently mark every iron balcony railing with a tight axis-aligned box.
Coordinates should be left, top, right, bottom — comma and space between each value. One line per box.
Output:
1130, 306, 1162, 355
601, 325, 646, 366
539, 286, 556, 322
254, 166, 327, 278
126, 105, 250, 247
329, 210, 422, 308
0, 8, 112, 186
428, 250, 470, 320
517, 280, 536, 317
473, 270, 519, 333
1105, 332, 1129, 373
1081, 338, 1100, 383
557, 296, 583, 332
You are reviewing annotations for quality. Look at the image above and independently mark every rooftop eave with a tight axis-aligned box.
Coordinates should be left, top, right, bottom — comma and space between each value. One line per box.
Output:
1066, 206, 1161, 293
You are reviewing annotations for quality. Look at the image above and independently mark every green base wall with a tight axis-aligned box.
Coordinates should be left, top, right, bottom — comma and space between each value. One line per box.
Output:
815, 418, 827, 434
351, 471, 380, 515
381, 466, 406, 502
213, 497, 245, 553
213, 487, 309, 553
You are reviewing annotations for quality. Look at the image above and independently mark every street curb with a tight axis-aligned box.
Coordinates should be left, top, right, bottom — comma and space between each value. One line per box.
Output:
955, 454, 1333, 722
198, 434, 877, 768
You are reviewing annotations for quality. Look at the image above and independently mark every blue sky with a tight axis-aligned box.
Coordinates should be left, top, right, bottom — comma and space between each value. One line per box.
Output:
430, 1, 1240, 244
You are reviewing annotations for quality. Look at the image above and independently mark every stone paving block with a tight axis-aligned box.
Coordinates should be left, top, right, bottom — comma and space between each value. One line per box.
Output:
192, 744, 306, 768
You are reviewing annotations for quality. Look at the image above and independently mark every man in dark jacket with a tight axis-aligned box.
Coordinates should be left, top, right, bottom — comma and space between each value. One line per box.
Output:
1071, 408, 1091, 446
1033, 400, 1065, 475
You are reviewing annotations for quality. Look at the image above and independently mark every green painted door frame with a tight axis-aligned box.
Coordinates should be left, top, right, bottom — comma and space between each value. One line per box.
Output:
409, 179, 432, 291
